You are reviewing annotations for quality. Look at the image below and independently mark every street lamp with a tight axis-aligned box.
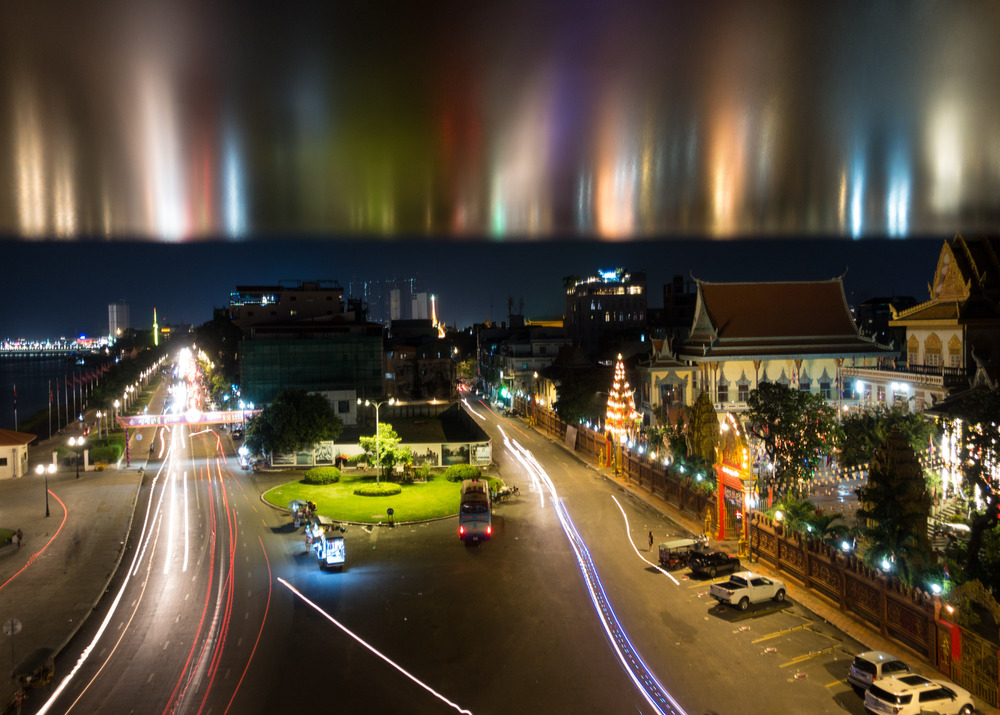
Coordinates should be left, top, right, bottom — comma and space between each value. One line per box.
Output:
113, 399, 120, 427
68, 436, 85, 478
358, 397, 395, 483
35, 463, 55, 517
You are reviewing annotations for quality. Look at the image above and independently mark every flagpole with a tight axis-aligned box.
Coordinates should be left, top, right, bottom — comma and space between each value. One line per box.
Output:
48, 379, 52, 439
12, 383, 17, 431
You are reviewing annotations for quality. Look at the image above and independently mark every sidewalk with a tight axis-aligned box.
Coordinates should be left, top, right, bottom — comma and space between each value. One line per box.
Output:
540, 426, 1000, 715
0, 385, 165, 713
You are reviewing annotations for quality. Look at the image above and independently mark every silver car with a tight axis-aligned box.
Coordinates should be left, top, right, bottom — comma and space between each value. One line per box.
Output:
847, 650, 909, 693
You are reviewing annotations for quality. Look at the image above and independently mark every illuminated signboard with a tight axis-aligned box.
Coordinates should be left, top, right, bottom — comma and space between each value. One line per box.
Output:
119, 410, 259, 428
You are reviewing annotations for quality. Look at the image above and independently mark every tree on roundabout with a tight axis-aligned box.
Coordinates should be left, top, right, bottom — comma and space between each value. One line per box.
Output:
245, 389, 343, 458
358, 422, 412, 483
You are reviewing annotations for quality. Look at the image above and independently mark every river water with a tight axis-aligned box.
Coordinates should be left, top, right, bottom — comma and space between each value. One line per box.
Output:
0, 356, 93, 432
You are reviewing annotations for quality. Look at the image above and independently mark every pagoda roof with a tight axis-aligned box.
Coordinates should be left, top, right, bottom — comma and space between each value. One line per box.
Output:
678, 277, 889, 360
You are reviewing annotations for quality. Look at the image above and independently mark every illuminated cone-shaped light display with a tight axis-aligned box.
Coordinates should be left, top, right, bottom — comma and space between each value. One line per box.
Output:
606, 354, 638, 443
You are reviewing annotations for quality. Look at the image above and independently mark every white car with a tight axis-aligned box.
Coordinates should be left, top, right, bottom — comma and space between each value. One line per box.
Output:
864, 674, 975, 715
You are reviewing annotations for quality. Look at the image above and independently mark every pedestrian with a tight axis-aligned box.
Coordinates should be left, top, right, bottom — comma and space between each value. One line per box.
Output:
15, 528, 23, 548
648, 531, 654, 551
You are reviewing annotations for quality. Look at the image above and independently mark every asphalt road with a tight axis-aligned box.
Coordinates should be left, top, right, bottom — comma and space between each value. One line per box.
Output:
34, 395, 881, 715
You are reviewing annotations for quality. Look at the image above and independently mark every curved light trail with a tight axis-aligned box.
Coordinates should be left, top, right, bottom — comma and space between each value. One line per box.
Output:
610, 494, 681, 586
500, 430, 687, 715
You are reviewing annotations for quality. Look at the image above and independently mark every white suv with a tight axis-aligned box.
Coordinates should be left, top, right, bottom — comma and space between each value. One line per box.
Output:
864, 674, 975, 715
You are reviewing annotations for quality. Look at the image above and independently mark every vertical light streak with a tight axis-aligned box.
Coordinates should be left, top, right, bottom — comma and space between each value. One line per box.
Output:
138, 61, 186, 240
223, 122, 247, 238
13, 78, 47, 236
850, 159, 865, 239
594, 93, 636, 239
928, 98, 964, 215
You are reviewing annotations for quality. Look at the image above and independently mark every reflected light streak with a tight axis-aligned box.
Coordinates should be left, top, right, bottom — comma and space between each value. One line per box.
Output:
928, 98, 964, 214
277, 578, 474, 715
13, 79, 47, 237
139, 61, 186, 240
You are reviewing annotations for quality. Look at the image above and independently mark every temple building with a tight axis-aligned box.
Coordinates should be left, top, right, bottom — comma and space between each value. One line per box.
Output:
638, 277, 891, 421
842, 234, 1000, 411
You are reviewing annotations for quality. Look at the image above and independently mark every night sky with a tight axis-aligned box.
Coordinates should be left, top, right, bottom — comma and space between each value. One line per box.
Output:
1, 237, 944, 340
0, 3, 992, 336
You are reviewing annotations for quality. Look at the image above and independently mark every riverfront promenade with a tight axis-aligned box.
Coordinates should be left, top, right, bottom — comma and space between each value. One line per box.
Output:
0, 383, 166, 713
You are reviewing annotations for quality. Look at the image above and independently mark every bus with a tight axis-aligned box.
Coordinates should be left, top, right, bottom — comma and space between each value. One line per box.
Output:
458, 479, 492, 543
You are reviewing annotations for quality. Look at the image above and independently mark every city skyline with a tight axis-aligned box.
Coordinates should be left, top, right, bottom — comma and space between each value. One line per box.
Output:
3, 2, 1000, 239
1, 236, 944, 340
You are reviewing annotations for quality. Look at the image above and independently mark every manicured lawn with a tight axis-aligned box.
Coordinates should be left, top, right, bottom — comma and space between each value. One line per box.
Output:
264, 472, 500, 523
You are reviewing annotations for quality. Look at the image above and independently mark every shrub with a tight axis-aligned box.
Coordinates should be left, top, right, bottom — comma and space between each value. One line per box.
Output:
417, 465, 433, 481
353, 483, 402, 497
89, 445, 123, 463
444, 464, 481, 482
303, 467, 341, 485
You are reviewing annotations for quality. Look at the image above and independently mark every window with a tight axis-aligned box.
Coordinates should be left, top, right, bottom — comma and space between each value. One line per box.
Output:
660, 383, 682, 408
908, 350, 918, 364
338, 400, 349, 413
799, 380, 810, 392
877, 386, 886, 402
820, 381, 831, 399
950, 353, 961, 368
717, 382, 729, 403
926, 351, 940, 367
738, 383, 749, 402
0, 457, 6, 467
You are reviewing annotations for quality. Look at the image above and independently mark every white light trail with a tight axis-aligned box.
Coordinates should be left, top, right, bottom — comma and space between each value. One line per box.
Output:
277, 578, 474, 715
610, 495, 680, 585
461, 398, 486, 421
500, 433, 687, 715
165, 468, 176, 574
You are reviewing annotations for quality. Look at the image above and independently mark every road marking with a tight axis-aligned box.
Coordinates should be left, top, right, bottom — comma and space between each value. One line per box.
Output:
826, 678, 848, 688
780, 645, 839, 668
753, 624, 808, 643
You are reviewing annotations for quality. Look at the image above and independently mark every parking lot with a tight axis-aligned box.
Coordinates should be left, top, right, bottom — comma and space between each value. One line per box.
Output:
682, 571, 872, 714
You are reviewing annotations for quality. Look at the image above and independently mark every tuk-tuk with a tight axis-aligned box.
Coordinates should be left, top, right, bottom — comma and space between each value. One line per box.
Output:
658, 538, 701, 570
314, 527, 346, 570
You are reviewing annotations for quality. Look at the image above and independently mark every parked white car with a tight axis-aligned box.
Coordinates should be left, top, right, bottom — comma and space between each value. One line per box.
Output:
709, 571, 786, 610
864, 674, 975, 715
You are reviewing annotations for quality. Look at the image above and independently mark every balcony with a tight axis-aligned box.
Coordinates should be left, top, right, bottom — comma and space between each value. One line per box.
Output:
842, 363, 968, 390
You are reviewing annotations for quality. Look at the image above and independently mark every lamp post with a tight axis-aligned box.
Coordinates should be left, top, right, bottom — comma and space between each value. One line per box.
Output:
35, 463, 54, 517
358, 397, 395, 483
68, 436, 85, 478
113, 399, 120, 428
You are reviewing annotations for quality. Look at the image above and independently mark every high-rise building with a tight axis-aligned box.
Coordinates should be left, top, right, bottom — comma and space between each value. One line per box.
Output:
564, 268, 647, 354
108, 302, 130, 337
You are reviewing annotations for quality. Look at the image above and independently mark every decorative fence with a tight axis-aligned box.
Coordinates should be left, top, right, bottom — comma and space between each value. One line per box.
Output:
752, 512, 999, 706
518, 397, 714, 527
518, 398, 999, 705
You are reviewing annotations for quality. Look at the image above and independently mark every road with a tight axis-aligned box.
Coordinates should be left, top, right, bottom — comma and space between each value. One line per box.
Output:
35, 397, 879, 714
